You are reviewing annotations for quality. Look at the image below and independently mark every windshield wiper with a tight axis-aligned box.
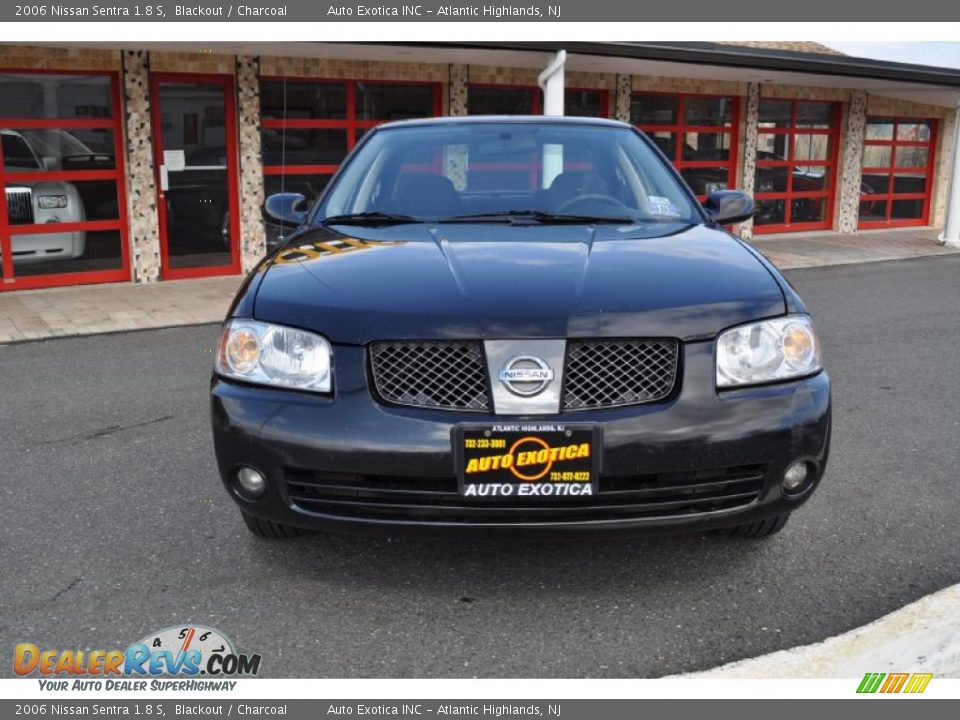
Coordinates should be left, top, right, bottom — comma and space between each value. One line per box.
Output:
438, 210, 640, 225
321, 211, 419, 226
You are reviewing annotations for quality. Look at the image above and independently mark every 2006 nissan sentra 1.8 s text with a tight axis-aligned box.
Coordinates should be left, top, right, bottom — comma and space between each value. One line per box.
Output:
210, 116, 830, 540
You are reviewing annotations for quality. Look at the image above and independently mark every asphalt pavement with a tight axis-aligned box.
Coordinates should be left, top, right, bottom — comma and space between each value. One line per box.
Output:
2, 255, 959, 678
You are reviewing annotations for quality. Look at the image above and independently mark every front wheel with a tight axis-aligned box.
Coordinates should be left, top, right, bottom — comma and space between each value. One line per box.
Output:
241, 512, 313, 539
715, 513, 790, 539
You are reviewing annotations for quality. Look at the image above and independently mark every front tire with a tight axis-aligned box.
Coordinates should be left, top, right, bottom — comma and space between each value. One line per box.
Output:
241, 512, 313, 539
716, 513, 790, 539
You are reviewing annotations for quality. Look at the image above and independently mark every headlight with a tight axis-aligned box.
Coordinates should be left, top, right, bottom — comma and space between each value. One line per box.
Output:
216, 319, 332, 392
716, 315, 821, 388
37, 195, 68, 209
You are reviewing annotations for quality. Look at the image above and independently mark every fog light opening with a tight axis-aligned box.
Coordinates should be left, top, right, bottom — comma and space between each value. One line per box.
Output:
782, 461, 813, 494
235, 466, 266, 499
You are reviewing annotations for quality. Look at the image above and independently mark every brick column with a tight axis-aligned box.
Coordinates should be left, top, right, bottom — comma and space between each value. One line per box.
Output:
737, 82, 760, 240
122, 50, 161, 283
614, 74, 631, 122
236, 55, 267, 271
449, 64, 468, 116
837, 90, 867, 234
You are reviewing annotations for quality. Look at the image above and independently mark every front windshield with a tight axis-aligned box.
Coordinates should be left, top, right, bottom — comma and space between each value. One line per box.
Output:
318, 122, 700, 224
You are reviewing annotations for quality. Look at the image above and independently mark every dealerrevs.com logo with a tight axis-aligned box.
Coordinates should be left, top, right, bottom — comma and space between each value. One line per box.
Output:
14, 625, 261, 690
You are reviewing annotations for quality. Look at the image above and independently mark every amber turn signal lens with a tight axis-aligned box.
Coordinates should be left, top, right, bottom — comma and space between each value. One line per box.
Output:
224, 328, 260, 374
781, 323, 816, 368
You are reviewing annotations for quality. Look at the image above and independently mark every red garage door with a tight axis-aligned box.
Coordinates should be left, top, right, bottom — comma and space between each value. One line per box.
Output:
753, 99, 841, 234
631, 92, 741, 202
0, 69, 129, 291
859, 116, 937, 229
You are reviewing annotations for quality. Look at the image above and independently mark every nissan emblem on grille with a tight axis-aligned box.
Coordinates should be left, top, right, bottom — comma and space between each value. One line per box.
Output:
498, 355, 555, 397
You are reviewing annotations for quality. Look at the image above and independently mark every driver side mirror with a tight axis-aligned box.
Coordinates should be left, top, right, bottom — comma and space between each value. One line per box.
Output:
263, 192, 309, 227
703, 190, 754, 226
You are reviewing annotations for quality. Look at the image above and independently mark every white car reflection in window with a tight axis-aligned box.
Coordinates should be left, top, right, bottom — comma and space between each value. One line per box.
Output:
2, 129, 87, 265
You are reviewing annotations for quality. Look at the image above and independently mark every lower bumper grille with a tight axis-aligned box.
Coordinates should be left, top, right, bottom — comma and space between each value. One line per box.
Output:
284, 465, 765, 524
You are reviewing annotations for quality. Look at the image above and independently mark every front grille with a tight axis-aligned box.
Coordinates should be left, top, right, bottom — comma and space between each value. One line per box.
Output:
563, 339, 678, 410
5, 188, 33, 225
369, 338, 679, 413
370, 341, 491, 411
284, 464, 765, 524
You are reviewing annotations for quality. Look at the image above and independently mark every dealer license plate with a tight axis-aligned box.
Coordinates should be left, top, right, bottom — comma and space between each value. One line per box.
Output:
455, 424, 600, 499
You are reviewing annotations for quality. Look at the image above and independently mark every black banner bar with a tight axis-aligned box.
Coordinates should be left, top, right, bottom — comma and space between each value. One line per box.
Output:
3, 1, 960, 22
2, 699, 960, 720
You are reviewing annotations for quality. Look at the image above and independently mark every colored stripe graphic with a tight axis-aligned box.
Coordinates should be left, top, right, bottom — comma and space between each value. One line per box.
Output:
880, 673, 909, 693
857, 672, 932, 694
857, 673, 886, 693
903, 673, 933, 694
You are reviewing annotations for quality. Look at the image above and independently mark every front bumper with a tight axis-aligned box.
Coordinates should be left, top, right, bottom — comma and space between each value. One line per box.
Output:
211, 340, 831, 536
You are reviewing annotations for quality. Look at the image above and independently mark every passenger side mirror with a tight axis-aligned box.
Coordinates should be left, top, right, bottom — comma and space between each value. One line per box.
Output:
703, 190, 754, 226
263, 192, 309, 227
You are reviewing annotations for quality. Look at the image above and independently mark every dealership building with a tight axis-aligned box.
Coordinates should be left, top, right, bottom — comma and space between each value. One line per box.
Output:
1, 40, 959, 292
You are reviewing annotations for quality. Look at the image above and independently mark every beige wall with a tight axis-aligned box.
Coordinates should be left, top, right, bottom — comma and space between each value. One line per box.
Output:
0, 45, 119, 71
633, 75, 746, 97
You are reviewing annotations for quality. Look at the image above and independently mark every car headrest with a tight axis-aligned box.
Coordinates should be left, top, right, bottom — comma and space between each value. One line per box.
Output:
541, 171, 610, 209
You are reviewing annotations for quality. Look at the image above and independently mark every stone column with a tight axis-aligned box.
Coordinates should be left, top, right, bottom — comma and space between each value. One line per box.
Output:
448, 64, 468, 116
236, 55, 267, 271
837, 90, 867, 234
122, 50, 161, 283
737, 83, 760, 240
445, 64, 470, 190
932, 111, 956, 230
942, 104, 960, 247
614, 74, 631, 123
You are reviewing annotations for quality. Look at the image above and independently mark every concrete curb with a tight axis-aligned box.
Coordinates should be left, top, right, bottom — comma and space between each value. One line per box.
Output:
684, 583, 960, 678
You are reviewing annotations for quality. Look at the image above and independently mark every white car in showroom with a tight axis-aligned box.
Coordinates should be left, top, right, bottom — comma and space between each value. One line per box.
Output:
3, 128, 87, 265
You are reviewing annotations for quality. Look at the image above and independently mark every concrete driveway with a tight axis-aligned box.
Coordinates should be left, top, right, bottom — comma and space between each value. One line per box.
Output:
1, 256, 959, 677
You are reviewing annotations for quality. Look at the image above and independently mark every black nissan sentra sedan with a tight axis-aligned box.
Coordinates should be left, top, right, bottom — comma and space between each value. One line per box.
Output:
211, 116, 830, 539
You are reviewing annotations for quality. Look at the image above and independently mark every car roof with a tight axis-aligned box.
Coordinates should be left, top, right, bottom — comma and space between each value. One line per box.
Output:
374, 115, 633, 131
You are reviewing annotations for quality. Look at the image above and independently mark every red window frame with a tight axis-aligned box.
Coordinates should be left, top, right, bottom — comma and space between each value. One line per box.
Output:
0, 68, 130, 292
631, 91, 741, 204
753, 99, 842, 234
260, 77, 443, 183
858, 116, 937, 229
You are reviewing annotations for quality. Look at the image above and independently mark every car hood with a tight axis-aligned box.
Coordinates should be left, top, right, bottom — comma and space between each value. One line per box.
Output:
253, 223, 785, 344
